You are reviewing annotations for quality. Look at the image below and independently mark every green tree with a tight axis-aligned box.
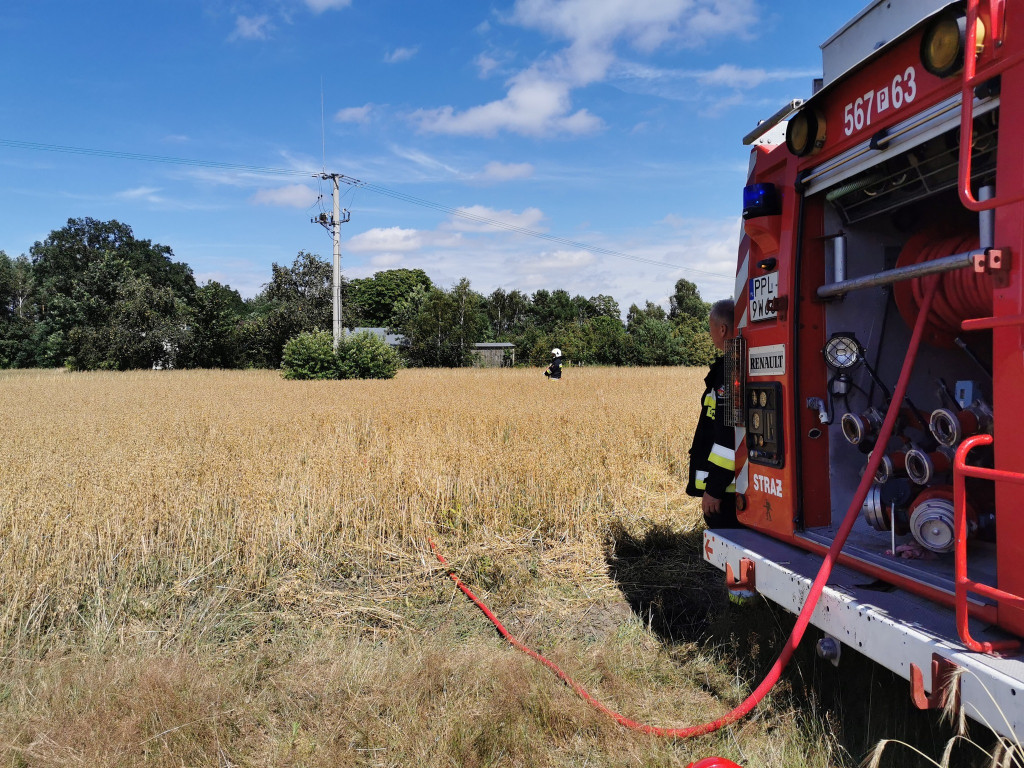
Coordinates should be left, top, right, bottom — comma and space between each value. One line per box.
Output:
0, 252, 38, 368
63, 255, 185, 371
281, 330, 338, 380
262, 250, 332, 326
674, 315, 719, 366
347, 268, 433, 328
484, 287, 531, 339
29, 219, 195, 369
179, 281, 245, 369
237, 251, 333, 368
32, 217, 195, 304
588, 294, 621, 320
626, 314, 684, 366
580, 315, 627, 365
668, 278, 710, 322
624, 301, 686, 366
626, 301, 667, 328
392, 279, 486, 367
337, 331, 401, 379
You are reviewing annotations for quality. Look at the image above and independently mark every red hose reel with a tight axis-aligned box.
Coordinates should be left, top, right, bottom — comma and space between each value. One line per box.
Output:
893, 230, 992, 347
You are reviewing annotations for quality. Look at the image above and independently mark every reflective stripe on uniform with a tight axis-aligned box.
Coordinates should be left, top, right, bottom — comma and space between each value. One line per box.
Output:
709, 442, 735, 471
696, 471, 736, 493
703, 392, 716, 418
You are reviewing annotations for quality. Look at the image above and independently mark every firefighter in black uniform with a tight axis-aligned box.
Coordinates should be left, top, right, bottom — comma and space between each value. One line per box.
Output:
544, 348, 563, 380
686, 299, 738, 527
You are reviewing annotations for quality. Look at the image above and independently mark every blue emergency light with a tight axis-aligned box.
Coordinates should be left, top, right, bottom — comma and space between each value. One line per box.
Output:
742, 183, 781, 220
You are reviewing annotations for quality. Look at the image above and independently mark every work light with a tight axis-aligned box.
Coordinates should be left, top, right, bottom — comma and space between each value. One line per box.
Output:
921, 10, 985, 77
785, 107, 826, 157
823, 333, 863, 371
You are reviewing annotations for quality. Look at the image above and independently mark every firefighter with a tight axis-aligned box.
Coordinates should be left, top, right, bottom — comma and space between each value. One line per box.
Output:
686, 300, 738, 527
544, 348, 563, 380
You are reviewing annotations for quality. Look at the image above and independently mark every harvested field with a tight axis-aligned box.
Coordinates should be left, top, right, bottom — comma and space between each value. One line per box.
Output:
0, 367, 933, 766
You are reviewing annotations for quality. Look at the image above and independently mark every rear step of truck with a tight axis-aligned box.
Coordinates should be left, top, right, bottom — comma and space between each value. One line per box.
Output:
704, 527, 1024, 739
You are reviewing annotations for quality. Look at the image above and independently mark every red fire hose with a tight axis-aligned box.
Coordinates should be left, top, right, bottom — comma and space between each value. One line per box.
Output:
430, 278, 939, 739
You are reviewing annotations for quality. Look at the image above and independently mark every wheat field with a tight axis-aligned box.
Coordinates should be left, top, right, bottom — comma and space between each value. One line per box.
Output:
0, 367, 855, 767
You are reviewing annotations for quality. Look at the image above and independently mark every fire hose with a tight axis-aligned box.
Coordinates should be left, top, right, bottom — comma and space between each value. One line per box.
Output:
429, 277, 939, 739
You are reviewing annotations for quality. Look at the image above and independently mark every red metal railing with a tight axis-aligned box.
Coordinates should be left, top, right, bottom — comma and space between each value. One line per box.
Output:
953, 434, 1024, 652
961, 313, 1024, 331
959, 0, 1024, 211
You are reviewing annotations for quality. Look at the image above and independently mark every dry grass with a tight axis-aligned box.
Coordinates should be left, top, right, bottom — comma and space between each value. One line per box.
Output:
0, 367, 846, 766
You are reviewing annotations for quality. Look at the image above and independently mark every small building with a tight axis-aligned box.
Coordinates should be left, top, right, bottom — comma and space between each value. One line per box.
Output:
471, 342, 515, 368
350, 327, 408, 348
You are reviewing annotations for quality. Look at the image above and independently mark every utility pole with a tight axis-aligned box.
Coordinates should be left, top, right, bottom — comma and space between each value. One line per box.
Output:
312, 173, 350, 348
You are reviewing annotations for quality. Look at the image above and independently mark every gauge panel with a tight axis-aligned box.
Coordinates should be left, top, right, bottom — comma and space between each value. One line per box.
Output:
746, 382, 784, 468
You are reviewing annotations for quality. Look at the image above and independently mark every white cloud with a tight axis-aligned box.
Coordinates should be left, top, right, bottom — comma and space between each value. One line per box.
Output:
479, 161, 535, 182
339, 212, 739, 315
384, 46, 419, 64
618, 61, 817, 90
117, 186, 163, 201
696, 64, 817, 89
249, 184, 318, 208
415, 67, 602, 137
347, 226, 424, 253
230, 15, 271, 41
369, 254, 407, 268
304, 0, 352, 12
335, 104, 373, 123
416, 0, 759, 138
475, 53, 500, 78
444, 205, 546, 233
528, 249, 596, 269
389, 146, 464, 178
511, 0, 757, 49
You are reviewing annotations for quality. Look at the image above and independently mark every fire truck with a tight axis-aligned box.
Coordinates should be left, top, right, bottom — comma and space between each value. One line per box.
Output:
704, 0, 1024, 738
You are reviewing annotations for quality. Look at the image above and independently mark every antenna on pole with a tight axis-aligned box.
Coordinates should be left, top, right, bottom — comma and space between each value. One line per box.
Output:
320, 77, 327, 174
312, 173, 350, 348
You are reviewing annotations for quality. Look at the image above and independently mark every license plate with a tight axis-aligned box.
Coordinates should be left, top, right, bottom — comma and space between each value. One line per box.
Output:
749, 272, 778, 322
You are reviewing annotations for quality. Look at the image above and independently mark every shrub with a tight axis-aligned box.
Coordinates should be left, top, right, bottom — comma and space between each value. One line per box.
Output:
337, 331, 401, 380
281, 330, 338, 380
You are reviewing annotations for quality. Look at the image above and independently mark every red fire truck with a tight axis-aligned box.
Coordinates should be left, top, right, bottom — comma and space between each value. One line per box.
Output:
705, 0, 1024, 738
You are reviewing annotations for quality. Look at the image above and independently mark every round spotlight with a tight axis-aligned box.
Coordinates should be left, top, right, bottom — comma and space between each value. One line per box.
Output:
785, 107, 826, 157
921, 11, 985, 78
823, 333, 863, 370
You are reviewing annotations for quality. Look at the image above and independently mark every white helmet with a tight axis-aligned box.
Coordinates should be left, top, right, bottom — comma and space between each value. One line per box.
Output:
551, 348, 562, 357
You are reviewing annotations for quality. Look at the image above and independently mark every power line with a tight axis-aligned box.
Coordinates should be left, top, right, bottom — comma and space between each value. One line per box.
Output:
0, 137, 732, 278
0, 139, 312, 177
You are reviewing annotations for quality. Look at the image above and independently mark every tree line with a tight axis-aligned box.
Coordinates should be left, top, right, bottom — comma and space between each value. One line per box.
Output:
0, 217, 720, 371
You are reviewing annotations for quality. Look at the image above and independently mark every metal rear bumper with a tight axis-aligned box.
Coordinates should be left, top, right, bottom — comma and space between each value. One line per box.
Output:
703, 527, 1024, 739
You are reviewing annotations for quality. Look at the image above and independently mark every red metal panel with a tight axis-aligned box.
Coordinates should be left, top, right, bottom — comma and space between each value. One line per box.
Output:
815, 27, 957, 158
738, 148, 802, 537
730, 1, 1024, 642
989, 17, 1024, 636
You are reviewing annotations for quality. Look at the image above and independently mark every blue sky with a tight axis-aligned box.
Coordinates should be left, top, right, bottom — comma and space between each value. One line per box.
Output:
1, 0, 865, 313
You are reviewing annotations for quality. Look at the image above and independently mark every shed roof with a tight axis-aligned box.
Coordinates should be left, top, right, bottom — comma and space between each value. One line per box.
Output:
351, 327, 408, 346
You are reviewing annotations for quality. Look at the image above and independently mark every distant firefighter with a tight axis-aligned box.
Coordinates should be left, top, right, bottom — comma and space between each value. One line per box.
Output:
544, 348, 563, 380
